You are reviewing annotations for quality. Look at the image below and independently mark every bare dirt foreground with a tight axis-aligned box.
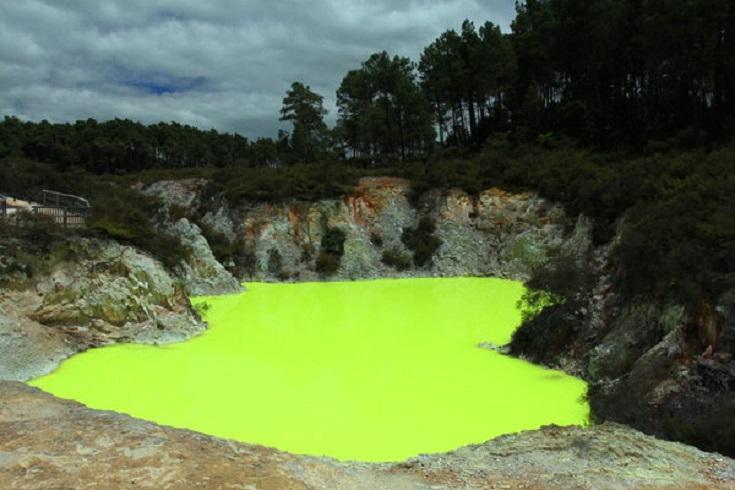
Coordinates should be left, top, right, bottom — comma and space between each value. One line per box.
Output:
1, 382, 734, 489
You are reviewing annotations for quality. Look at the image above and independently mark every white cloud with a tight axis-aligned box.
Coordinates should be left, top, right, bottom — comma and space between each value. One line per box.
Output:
0, 0, 515, 138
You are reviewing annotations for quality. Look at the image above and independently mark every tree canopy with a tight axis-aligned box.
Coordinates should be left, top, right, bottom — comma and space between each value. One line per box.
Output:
415, 0, 735, 147
0, 116, 281, 173
419, 20, 516, 145
280, 82, 329, 162
336, 51, 435, 162
2, 0, 735, 167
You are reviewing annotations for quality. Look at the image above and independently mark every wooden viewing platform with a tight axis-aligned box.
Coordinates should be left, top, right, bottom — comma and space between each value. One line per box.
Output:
0, 190, 92, 228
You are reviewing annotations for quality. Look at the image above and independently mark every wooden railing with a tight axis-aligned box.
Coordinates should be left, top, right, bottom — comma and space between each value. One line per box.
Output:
40, 190, 91, 209
29, 206, 92, 227
1, 191, 92, 228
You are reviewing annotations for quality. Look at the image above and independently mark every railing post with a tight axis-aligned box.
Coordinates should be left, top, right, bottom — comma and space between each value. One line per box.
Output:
63, 208, 68, 227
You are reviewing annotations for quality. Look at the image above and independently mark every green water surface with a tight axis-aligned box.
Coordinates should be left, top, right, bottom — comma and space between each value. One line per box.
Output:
29, 278, 588, 462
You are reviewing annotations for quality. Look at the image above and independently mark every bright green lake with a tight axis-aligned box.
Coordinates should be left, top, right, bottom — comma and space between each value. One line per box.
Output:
29, 278, 588, 462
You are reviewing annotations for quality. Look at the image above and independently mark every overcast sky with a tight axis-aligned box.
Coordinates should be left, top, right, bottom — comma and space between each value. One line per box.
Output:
0, 1, 516, 139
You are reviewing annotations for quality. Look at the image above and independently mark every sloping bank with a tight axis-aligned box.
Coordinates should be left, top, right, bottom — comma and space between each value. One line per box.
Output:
2, 380, 734, 489
0, 221, 240, 382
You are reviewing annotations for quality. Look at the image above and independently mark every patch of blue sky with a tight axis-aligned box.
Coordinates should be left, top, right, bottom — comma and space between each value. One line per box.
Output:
118, 72, 207, 95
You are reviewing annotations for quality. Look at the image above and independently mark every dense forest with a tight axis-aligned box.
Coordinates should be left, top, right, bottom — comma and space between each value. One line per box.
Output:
2, 0, 734, 170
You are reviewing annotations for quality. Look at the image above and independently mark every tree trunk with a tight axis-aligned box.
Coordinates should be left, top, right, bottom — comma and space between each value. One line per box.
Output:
467, 93, 477, 140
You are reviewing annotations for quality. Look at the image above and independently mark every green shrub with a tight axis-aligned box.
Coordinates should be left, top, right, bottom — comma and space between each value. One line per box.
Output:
168, 204, 189, 222
588, 375, 735, 458
300, 243, 315, 263
205, 162, 362, 204
193, 301, 211, 317
321, 227, 346, 256
381, 249, 412, 271
510, 247, 595, 363
401, 217, 442, 267
87, 217, 135, 239
315, 227, 346, 276
315, 253, 341, 275
267, 249, 283, 276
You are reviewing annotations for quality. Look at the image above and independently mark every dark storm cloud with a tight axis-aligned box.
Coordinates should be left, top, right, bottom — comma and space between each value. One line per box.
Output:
0, 1, 516, 138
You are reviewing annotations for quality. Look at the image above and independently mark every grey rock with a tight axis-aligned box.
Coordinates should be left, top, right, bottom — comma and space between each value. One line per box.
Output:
137, 178, 205, 211
0, 237, 205, 381
136, 180, 242, 296
200, 205, 238, 243
0, 307, 74, 381
168, 218, 241, 296
237, 179, 581, 282
2, 380, 734, 490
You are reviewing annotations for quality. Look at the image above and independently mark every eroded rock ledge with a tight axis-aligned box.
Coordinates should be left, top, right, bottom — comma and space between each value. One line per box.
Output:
141, 177, 590, 282
0, 237, 206, 381
1, 381, 733, 489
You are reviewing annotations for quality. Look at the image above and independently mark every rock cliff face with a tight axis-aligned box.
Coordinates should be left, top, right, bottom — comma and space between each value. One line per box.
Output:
584, 289, 735, 456
136, 179, 241, 296
183, 177, 588, 282
0, 237, 205, 381
167, 218, 242, 296
510, 221, 735, 457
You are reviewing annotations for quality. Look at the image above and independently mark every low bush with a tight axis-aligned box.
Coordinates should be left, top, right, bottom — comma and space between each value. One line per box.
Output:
510, 247, 595, 363
321, 228, 346, 256
267, 249, 283, 276
193, 301, 211, 317
315, 253, 341, 275
205, 162, 362, 204
381, 249, 412, 271
168, 204, 188, 222
588, 376, 735, 458
401, 217, 442, 267
315, 227, 346, 276
300, 243, 315, 263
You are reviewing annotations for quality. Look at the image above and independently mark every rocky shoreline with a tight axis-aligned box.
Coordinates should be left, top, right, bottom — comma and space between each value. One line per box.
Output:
0, 231, 239, 381
2, 381, 734, 489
